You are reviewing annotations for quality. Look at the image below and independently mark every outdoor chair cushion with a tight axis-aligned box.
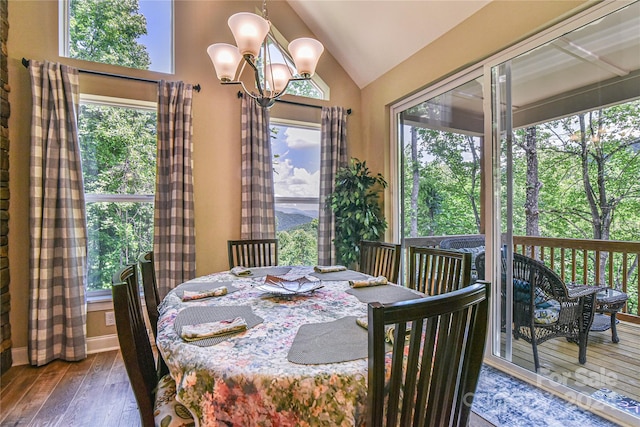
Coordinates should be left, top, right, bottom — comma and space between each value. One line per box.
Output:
534, 307, 560, 325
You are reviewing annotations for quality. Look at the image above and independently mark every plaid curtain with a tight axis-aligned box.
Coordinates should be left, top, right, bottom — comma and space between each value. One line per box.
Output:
154, 81, 196, 298
240, 96, 276, 239
317, 107, 348, 265
28, 61, 87, 366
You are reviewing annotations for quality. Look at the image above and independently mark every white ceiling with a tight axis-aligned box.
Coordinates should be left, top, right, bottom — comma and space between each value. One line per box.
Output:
286, 0, 491, 88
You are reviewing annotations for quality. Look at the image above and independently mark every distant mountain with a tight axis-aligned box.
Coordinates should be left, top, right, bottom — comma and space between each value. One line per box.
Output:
276, 210, 315, 231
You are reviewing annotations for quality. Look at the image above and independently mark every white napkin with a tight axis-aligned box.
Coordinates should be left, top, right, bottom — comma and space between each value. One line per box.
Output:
356, 317, 407, 344
180, 317, 247, 341
230, 266, 252, 276
182, 286, 228, 302
313, 265, 347, 273
349, 276, 388, 288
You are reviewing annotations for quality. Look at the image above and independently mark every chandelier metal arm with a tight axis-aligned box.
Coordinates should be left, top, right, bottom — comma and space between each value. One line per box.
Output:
243, 55, 266, 98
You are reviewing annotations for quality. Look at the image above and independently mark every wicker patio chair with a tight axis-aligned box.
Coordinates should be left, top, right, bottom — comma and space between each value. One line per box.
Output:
476, 251, 599, 371
438, 235, 485, 249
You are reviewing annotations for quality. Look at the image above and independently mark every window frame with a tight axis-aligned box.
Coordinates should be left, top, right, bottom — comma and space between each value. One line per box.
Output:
270, 118, 322, 264
80, 94, 157, 299
59, 0, 175, 74
389, 2, 638, 425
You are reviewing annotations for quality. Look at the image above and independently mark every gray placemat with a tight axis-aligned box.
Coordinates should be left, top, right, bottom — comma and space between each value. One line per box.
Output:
287, 316, 367, 364
175, 281, 239, 298
346, 285, 423, 304
240, 266, 292, 278
174, 306, 263, 347
309, 270, 370, 281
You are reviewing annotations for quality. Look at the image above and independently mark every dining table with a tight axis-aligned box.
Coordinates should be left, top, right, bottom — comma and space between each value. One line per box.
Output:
156, 265, 425, 427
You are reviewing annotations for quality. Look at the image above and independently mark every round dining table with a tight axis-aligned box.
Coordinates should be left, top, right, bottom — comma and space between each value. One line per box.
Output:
156, 266, 424, 427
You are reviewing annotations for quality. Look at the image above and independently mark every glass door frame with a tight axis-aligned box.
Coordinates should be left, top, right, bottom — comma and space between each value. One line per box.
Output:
390, 1, 638, 424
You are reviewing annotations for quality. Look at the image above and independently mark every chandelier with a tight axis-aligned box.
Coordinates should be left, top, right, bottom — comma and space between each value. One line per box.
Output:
207, 0, 324, 108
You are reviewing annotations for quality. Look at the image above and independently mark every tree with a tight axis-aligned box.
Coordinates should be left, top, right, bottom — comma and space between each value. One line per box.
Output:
69, 0, 151, 69
328, 159, 387, 267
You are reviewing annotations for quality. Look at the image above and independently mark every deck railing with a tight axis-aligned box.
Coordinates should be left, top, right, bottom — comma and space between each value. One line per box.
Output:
404, 234, 640, 322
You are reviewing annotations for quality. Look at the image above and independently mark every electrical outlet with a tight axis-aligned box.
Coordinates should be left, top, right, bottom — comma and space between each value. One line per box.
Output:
105, 311, 116, 326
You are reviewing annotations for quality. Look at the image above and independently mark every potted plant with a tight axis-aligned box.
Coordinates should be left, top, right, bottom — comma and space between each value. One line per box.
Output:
328, 158, 388, 267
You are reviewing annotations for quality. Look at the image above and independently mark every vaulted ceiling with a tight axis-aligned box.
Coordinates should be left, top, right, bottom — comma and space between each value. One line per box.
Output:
286, 0, 491, 89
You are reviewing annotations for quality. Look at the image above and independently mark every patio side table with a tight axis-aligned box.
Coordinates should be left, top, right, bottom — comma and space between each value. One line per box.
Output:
591, 288, 628, 343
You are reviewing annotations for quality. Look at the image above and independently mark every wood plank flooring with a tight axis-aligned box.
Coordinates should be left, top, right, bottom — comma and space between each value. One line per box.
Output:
1, 350, 496, 426
507, 320, 640, 402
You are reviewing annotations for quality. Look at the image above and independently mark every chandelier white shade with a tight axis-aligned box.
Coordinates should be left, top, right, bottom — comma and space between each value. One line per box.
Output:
227, 13, 270, 58
288, 38, 324, 77
206, 44, 242, 81
207, 1, 324, 108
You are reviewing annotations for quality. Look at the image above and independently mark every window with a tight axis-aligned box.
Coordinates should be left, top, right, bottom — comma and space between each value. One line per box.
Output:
79, 95, 157, 294
61, 0, 173, 73
271, 120, 321, 265
262, 26, 329, 100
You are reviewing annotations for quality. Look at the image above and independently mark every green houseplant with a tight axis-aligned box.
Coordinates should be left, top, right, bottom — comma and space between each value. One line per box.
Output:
328, 158, 388, 267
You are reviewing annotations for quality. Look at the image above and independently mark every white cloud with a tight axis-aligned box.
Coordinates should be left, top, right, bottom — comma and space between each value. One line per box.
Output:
285, 127, 320, 149
273, 158, 319, 197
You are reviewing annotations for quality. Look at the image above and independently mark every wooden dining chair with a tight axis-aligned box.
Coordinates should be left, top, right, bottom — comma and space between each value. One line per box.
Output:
112, 264, 194, 427
359, 240, 402, 283
138, 251, 160, 337
407, 246, 472, 295
367, 281, 489, 427
227, 238, 278, 269
138, 251, 169, 378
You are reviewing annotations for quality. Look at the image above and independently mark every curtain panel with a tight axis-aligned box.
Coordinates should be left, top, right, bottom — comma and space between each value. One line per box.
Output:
154, 81, 196, 298
318, 107, 348, 265
28, 61, 87, 366
240, 96, 276, 239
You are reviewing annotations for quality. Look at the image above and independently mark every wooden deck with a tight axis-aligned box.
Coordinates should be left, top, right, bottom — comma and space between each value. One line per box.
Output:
507, 319, 640, 403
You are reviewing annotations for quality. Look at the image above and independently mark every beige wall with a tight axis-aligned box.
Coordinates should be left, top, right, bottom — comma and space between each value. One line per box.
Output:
6, 0, 360, 348
7, 0, 591, 351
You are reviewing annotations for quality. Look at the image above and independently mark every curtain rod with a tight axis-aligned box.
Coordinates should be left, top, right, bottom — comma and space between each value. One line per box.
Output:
237, 91, 351, 115
22, 58, 201, 92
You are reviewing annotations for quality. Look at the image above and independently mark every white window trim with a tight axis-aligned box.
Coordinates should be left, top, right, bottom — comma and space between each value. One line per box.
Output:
81, 94, 158, 298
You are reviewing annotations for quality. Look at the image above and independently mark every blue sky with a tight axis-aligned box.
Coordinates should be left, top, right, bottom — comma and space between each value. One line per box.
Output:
271, 125, 320, 198
138, 0, 172, 73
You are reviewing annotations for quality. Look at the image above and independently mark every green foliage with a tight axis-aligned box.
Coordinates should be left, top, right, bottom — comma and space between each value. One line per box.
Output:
328, 159, 388, 267
79, 103, 157, 291
69, 0, 151, 69
277, 219, 319, 266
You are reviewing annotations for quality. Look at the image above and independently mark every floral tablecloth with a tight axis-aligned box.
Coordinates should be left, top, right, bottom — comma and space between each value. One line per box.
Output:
157, 266, 419, 427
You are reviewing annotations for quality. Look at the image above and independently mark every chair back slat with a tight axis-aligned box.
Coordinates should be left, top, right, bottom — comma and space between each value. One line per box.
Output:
408, 246, 472, 295
112, 264, 157, 427
368, 282, 489, 427
138, 251, 160, 336
227, 239, 278, 269
359, 241, 402, 283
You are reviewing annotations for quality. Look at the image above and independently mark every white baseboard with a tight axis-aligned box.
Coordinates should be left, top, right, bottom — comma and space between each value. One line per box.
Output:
10, 334, 121, 366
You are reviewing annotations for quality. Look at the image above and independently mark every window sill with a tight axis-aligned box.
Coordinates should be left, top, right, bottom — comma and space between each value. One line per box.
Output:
87, 294, 113, 312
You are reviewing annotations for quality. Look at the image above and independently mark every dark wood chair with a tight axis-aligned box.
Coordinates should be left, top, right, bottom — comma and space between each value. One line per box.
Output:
359, 240, 402, 283
138, 251, 160, 337
138, 251, 169, 378
407, 246, 472, 295
112, 265, 194, 427
227, 238, 278, 269
476, 251, 598, 371
368, 281, 489, 427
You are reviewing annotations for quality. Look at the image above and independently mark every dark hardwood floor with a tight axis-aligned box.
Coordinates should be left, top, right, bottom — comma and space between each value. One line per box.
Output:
1, 350, 141, 427
1, 349, 495, 426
